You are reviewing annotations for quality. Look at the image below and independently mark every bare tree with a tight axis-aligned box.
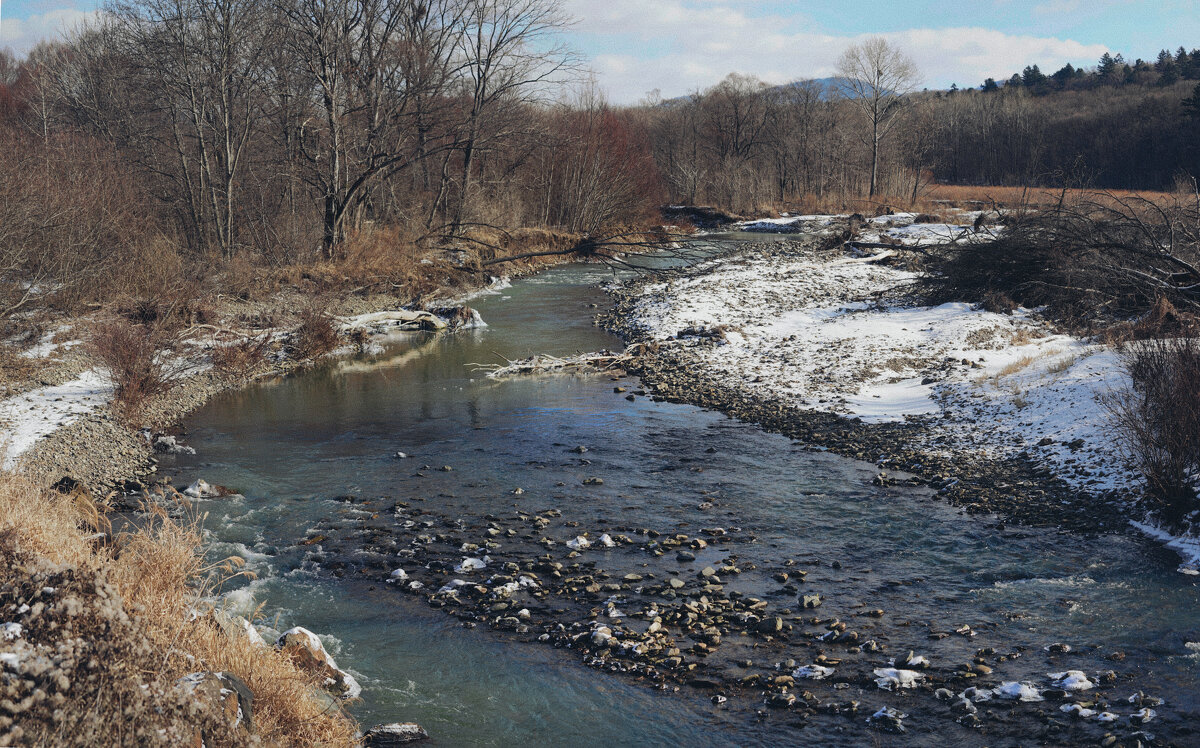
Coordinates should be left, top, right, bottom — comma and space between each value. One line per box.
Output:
107, 0, 276, 257
836, 37, 921, 198
448, 0, 576, 234
277, 0, 465, 257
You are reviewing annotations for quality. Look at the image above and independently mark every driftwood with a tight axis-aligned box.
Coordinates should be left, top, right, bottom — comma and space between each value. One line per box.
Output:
471, 343, 654, 378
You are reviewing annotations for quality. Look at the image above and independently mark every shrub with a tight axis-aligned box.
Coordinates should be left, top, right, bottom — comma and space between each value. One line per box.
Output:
210, 334, 273, 378
289, 309, 341, 362
1105, 336, 1200, 525
89, 319, 186, 420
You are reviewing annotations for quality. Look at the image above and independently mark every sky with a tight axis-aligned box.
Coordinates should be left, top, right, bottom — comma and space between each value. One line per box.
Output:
3, 0, 1199, 103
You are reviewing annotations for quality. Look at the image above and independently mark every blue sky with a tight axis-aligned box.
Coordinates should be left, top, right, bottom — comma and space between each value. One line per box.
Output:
5, 0, 1199, 102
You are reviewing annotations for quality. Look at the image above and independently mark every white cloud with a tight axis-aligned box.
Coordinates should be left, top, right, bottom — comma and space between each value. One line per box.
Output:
1, 7, 98, 57
564, 0, 1110, 103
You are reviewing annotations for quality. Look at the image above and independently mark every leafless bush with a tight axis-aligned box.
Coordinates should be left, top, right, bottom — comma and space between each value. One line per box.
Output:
1105, 336, 1200, 525
210, 334, 272, 378
89, 319, 188, 420
0, 128, 181, 324
289, 309, 341, 362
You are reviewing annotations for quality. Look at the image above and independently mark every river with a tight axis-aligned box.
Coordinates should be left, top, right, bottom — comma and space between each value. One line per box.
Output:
159, 245, 1200, 746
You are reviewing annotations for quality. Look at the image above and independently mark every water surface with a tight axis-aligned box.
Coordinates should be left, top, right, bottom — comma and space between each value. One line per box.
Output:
163, 257, 1200, 746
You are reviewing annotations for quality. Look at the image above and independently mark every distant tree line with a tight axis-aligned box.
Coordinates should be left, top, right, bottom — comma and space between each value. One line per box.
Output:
2, 21, 1200, 289
981, 47, 1200, 94
640, 47, 1200, 211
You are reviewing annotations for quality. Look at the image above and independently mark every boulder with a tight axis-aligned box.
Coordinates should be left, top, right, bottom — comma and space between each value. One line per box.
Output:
276, 626, 362, 699
362, 722, 430, 746
178, 671, 254, 734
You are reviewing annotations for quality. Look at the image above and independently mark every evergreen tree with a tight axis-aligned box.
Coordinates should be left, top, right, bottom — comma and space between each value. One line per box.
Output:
1007, 73, 1023, 88
1158, 49, 1181, 85
1098, 52, 1117, 75
1050, 63, 1076, 87
1184, 82, 1200, 118
981, 77, 999, 92
1022, 64, 1047, 87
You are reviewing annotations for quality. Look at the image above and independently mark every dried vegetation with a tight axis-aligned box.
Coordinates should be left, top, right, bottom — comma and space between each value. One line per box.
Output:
0, 472, 358, 746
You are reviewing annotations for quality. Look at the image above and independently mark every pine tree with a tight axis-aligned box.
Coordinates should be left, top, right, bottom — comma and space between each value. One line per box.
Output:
1007, 73, 1023, 88
1184, 82, 1200, 118
981, 77, 999, 92
1098, 52, 1117, 76
1051, 63, 1076, 88
1022, 64, 1046, 87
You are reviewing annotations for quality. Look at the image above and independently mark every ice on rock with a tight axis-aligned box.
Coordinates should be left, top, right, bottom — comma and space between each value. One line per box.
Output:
1060, 704, 1097, 718
566, 536, 591, 551
873, 668, 924, 690
388, 568, 408, 581
453, 556, 488, 573
436, 579, 468, 594
958, 686, 992, 703
184, 479, 221, 498
992, 682, 1044, 702
0, 623, 22, 641
276, 626, 361, 700
1132, 707, 1157, 724
1049, 670, 1094, 691
598, 533, 616, 548
793, 664, 835, 680
866, 706, 907, 733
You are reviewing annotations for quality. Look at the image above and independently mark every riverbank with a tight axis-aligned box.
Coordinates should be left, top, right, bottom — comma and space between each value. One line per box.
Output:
0, 254, 569, 746
606, 216, 1154, 540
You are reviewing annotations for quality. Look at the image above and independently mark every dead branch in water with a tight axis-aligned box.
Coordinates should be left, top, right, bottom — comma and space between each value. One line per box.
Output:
471, 344, 656, 378
480, 228, 706, 273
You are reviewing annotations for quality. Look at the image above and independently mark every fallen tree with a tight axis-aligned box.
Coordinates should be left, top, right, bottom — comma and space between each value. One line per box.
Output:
921, 189, 1200, 328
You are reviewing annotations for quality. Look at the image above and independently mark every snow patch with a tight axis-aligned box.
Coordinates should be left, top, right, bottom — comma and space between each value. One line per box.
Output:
0, 369, 113, 469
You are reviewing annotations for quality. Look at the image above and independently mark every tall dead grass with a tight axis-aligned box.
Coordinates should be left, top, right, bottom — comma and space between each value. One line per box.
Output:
0, 472, 358, 745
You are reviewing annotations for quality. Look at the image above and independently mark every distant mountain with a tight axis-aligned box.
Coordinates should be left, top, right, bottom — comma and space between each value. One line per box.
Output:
661, 76, 893, 105
774, 77, 856, 99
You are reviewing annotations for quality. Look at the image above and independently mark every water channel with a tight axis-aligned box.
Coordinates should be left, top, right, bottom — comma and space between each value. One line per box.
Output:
159, 245, 1200, 746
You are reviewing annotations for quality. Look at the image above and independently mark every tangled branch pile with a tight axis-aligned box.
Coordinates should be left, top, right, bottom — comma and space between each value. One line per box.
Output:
923, 190, 1200, 328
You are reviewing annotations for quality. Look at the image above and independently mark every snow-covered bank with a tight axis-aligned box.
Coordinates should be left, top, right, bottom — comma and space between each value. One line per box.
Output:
626, 214, 1139, 500
1130, 520, 1200, 575
0, 370, 113, 469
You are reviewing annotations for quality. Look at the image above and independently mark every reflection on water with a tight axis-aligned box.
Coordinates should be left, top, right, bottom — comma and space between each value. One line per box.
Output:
163, 260, 1200, 746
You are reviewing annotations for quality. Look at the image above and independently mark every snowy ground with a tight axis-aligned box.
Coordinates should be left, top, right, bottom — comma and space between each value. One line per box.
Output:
629, 215, 1200, 570
0, 369, 114, 469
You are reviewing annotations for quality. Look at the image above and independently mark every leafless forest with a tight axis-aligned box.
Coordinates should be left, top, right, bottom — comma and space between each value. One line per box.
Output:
1, 0, 1199, 319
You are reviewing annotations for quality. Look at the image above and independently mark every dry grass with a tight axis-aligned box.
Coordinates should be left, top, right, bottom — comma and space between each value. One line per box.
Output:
210, 335, 273, 379
1007, 328, 1043, 346
923, 184, 1177, 210
0, 471, 359, 745
1045, 352, 1080, 375
996, 355, 1038, 378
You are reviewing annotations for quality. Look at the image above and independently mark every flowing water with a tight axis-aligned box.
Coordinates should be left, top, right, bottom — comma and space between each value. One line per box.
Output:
159, 249, 1200, 746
